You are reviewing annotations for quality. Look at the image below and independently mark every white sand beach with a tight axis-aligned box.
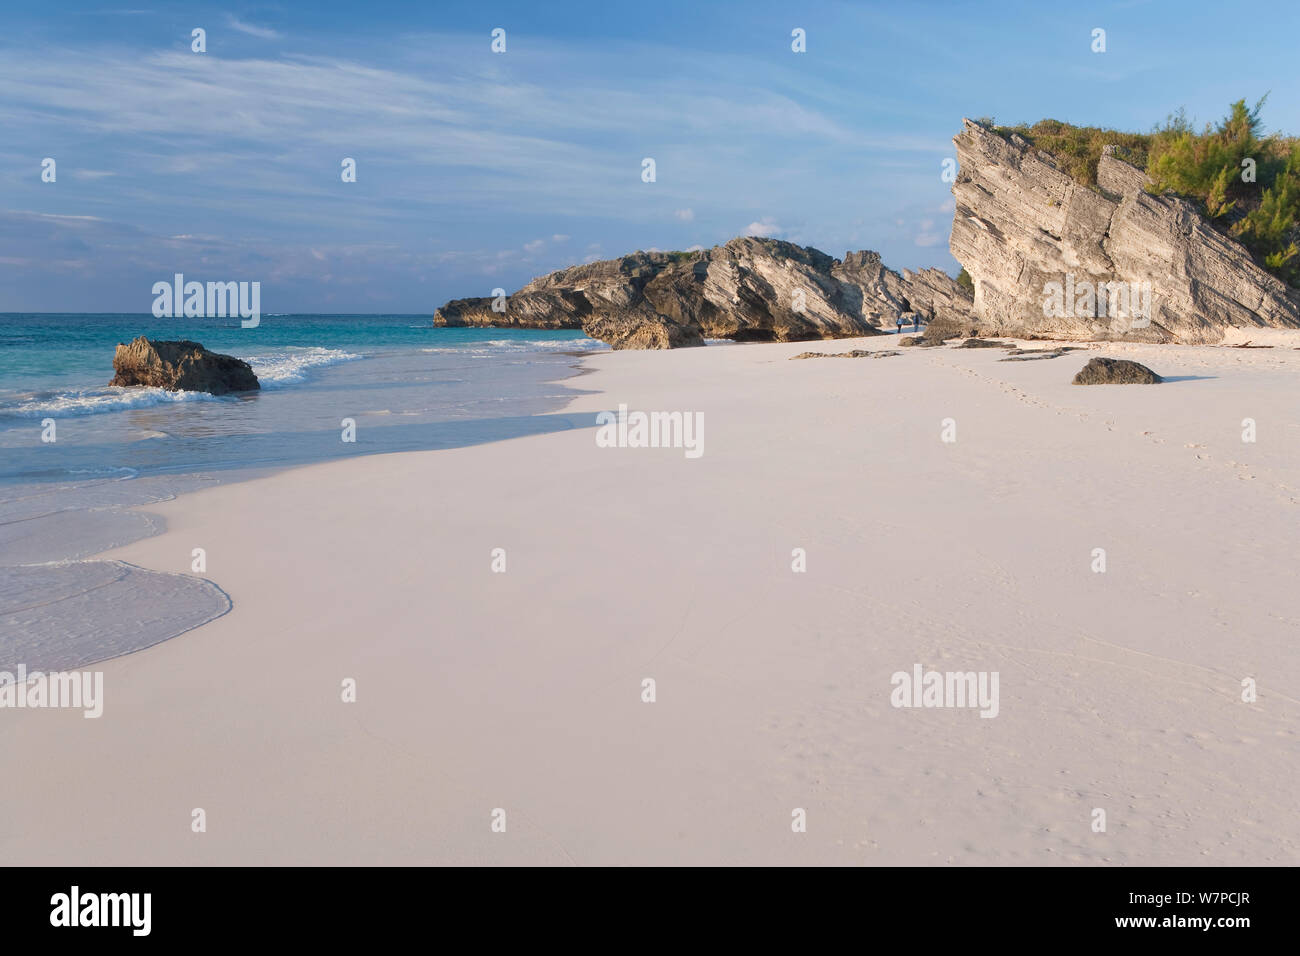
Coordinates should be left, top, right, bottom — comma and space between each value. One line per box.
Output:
3, 335, 1298, 866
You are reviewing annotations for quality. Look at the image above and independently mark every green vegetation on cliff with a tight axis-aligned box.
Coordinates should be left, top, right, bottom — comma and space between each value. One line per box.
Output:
985, 99, 1300, 287
986, 117, 1153, 185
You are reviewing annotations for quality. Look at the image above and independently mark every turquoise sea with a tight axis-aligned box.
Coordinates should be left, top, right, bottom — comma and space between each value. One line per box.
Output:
0, 313, 600, 481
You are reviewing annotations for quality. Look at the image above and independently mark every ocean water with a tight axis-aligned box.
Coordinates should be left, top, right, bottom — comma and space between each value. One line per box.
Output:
1, 313, 596, 419
0, 314, 602, 671
0, 313, 601, 478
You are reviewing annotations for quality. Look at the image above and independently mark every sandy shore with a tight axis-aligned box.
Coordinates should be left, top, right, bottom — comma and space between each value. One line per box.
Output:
3, 333, 1298, 865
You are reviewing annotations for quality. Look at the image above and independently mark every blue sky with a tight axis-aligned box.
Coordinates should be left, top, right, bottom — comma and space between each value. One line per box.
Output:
1, 0, 1297, 313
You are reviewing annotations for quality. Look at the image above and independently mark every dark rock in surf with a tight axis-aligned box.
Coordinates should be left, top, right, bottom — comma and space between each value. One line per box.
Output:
110, 336, 259, 394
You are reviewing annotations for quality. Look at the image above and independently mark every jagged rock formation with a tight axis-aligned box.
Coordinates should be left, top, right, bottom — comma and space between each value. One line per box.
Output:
435, 237, 973, 349
951, 119, 1300, 343
584, 309, 705, 350
1072, 357, 1163, 385
897, 312, 980, 347
109, 337, 259, 394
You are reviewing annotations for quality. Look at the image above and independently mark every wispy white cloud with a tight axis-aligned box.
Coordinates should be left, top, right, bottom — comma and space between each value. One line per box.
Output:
0, 31, 958, 309
11, 210, 105, 223
0, 39, 936, 220
227, 16, 281, 40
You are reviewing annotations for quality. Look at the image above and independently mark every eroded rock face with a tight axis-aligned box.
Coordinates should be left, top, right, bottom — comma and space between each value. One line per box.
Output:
899, 313, 979, 347
950, 119, 1300, 343
434, 237, 973, 349
1071, 357, 1162, 384
583, 309, 705, 350
110, 337, 259, 394
890, 269, 976, 327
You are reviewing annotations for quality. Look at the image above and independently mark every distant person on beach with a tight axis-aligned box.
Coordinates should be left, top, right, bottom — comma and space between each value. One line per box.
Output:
896, 316, 904, 335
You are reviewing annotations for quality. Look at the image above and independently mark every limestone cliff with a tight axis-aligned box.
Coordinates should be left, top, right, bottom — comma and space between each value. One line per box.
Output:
950, 118, 1300, 343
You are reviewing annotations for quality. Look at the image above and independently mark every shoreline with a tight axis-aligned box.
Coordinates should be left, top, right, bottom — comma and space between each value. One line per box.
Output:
3, 333, 1298, 864
0, 340, 600, 674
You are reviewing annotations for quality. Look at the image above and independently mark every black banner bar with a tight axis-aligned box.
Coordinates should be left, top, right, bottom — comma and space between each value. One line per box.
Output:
6, 866, 1283, 941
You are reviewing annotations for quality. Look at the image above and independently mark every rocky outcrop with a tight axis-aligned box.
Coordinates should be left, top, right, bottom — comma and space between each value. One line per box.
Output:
110, 337, 259, 394
789, 349, 900, 360
1000, 346, 1080, 361
890, 269, 976, 326
584, 309, 705, 350
1071, 357, 1162, 384
435, 291, 591, 330
435, 237, 973, 349
950, 119, 1300, 343
897, 312, 980, 348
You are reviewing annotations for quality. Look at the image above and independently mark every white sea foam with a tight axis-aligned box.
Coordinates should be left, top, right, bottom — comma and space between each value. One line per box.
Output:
0, 385, 228, 418
420, 337, 601, 355
487, 338, 601, 351
0, 347, 361, 418
64, 466, 140, 479
247, 347, 362, 387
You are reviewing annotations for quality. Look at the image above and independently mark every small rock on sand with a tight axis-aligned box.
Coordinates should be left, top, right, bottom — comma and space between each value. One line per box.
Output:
1071, 357, 1162, 384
